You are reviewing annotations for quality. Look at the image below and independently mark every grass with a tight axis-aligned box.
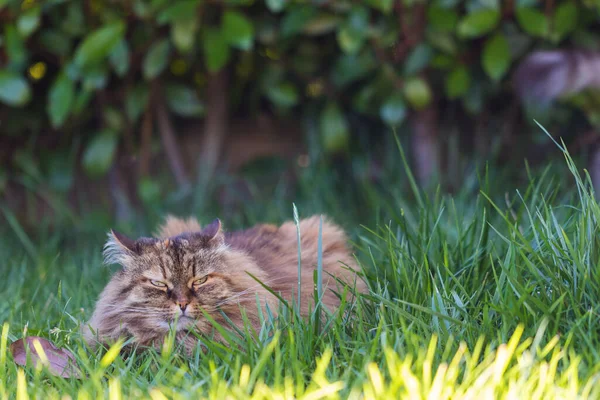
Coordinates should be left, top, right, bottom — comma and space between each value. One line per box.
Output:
2, 135, 600, 398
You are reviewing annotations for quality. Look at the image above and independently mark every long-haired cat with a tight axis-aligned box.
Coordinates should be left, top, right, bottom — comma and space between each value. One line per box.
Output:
83, 215, 366, 353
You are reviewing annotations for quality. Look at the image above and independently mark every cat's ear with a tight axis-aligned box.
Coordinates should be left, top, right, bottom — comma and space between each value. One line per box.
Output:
103, 230, 140, 267
111, 230, 137, 252
184, 219, 225, 250
203, 218, 225, 247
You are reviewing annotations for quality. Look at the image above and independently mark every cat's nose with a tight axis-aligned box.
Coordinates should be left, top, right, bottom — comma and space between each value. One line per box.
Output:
177, 300, 189, 312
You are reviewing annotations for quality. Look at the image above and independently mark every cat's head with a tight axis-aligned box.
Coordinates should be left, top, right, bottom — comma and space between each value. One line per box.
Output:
100, 219, 261, 334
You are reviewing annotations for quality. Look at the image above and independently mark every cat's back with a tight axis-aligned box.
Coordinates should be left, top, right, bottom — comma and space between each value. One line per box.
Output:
226, 216, 358, 274
226, 216, 367, 304
225, 223, 281, 253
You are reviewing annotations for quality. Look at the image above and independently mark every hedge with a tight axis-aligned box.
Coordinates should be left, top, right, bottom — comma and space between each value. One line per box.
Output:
1, 0, 599, 199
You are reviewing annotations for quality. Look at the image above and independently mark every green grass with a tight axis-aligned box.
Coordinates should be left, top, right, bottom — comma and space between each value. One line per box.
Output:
3, 137, 600, 399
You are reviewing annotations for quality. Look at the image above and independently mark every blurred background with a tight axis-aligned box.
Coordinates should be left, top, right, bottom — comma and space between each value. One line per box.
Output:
1, 0, 600, 236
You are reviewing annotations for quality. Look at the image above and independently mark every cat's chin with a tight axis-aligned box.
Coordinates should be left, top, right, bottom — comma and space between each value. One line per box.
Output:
172, 316, 195, 331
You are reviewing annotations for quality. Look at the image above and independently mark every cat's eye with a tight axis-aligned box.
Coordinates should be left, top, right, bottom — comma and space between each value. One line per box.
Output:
192, 276, 208, 287
150, 280, 167, 288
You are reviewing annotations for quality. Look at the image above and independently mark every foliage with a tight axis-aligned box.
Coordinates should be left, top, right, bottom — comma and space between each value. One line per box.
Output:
2, 137, 600, 397
0, 0, 599, 196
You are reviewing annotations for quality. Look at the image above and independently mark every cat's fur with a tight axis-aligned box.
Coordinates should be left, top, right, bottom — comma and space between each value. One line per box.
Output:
83, 215, 366, 353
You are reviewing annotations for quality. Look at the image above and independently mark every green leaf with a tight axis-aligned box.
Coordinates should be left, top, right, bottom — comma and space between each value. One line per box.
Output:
0, 71, 31, 106
82, 130, 118, 178
5, 24, 27, 69
222, 11, 254, 50
82, 65, 108, 91
380, 93, 407, 126
109, 39, 130, 77
302, 14, 340, 36
150, 0, 171, 11
403, 44, 433, 76
281, 6, 316, 38
353, 83, 378, 114
133, 0, 151, 18
65, 61, 82, 82
39, 30, 72, 58
74, 21, 125, 69
337, 6, 369, 55
445, 66, 470, 99
125, 84, 150, 123
47, 73, 75, 128
73, 88, 94, 115
171, 17, 198, 53
165, 83, 205, 117
337, 27, 364, 54
320, 102, 350, 154
516, 8, 548, 37
17, 6, 41, 37
332, 52, 377, 87
431, 54, 454, 69
553, 3, 578, 39
266, 82, 299, 108
142, 39, 170, 80
256, 20, 277, 45
203, 28, 231, 73
104, 108, 125, 132
467, 1, 501, 12
156, 0, 201, 24
427, 5, 459, 32
365, 0, 393, 14
403, 77, 432, 110
266, 0, 286, 12
61, 2, 85, 37
457, 9, 500, 38
138, 177, 162, 204
426, 30, 458, 54
482, 33, 510, 81
222, 0, 254, 5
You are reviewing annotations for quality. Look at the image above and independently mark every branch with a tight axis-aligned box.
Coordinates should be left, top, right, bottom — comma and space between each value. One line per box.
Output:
138, 86, 155, 177
410, 106, 439, 186
198, 68, 229, 184
155, 88, 190, 188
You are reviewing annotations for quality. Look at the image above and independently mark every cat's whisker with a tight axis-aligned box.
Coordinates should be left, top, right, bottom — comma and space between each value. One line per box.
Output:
102, 304, 166, 310
101, 306, 170, 315
213, 294, 267, 308
211, 279, 287, 307
102, 304, 167, 312
215, 277, 288, 302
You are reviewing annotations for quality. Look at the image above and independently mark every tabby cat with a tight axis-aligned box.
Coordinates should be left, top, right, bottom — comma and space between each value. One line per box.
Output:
83, 215, 366, 353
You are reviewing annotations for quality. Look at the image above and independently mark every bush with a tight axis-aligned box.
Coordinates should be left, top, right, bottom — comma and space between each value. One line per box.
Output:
1, 0, 599, 206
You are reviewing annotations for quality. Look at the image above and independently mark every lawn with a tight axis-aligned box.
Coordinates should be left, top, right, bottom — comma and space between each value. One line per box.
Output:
2, 137, 600, 399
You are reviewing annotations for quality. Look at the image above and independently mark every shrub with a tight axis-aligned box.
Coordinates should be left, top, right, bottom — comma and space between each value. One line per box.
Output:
0, 0, 598, 207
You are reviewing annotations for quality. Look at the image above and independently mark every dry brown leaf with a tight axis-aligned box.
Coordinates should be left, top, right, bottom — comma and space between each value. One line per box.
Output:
10, 336, 81, 378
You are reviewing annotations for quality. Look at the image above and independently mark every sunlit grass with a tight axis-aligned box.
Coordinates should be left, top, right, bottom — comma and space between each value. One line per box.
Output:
2, 133, 600, 398
2, 324, 599, 399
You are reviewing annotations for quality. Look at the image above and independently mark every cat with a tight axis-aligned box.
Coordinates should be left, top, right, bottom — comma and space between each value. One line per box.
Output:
82, 215, 366, 354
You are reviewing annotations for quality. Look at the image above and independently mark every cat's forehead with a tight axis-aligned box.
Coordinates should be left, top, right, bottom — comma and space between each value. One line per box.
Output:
152, 236, 221, 257
132, 238, 226, 276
